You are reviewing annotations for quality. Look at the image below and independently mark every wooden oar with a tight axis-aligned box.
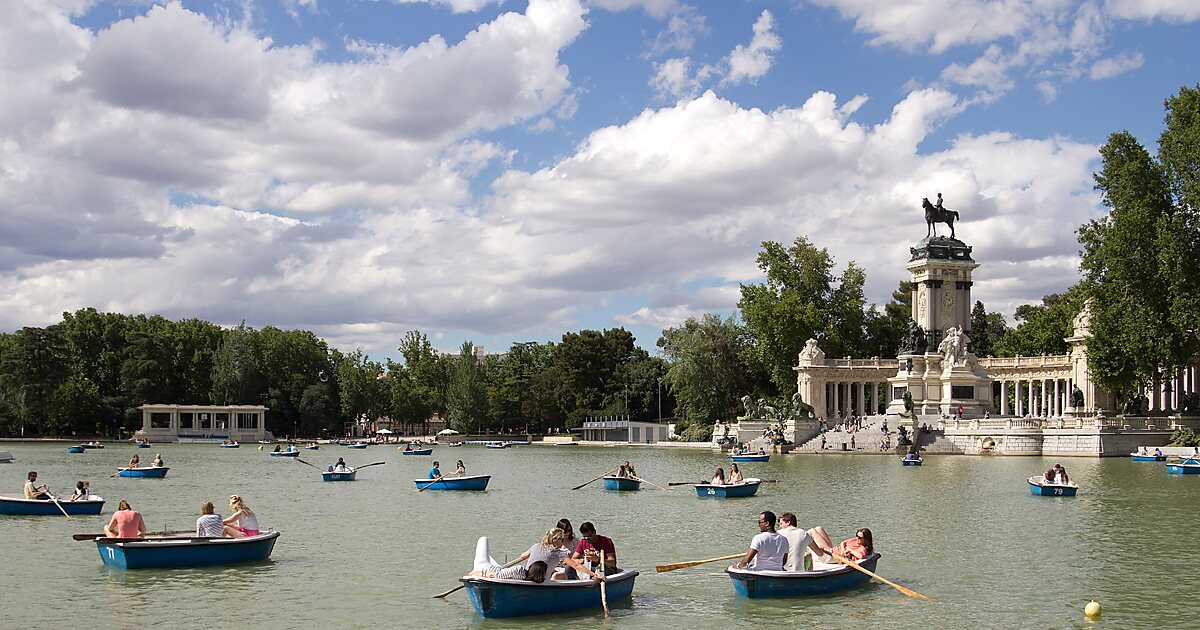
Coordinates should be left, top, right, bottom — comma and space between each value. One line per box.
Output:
356, 461, 386, 469
47, 491, 73, 520
599, 550, 609, 617
73, 529, 192, 541
295, 458, 322, 470
418, 475, 445, 492
572, 467, 619, 490
655, 553, 743, 572
667, 481, 701, 486
628, 474, 669, 491
108, 469, 123, 478
832, 554, 929, 600
432, 555, 525, 598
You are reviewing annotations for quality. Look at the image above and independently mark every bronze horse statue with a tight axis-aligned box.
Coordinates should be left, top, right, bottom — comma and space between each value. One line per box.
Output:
922, 197, 959, 238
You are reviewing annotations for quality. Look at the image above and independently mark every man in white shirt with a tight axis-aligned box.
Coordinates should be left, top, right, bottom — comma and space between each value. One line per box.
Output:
778, 512, 825, 571
732, 511, 789, 571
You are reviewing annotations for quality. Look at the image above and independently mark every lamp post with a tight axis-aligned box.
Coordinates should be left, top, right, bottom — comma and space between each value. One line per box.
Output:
657, 378, 662, 421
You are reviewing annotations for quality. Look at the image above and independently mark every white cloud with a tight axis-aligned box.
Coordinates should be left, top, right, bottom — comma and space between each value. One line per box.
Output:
391, 0, 503, 13
722, 10, 781, 85
1104, 0, 1200, 22
650, 57, 701, 99
588, 0, 679, 18
1089, 50, 1144, 79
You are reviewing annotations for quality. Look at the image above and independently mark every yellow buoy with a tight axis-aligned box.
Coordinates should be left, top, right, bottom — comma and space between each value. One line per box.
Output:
1084, 600, 1102, 618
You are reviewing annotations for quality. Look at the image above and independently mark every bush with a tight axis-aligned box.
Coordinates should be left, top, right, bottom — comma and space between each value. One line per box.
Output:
1168, 427, 1199, 447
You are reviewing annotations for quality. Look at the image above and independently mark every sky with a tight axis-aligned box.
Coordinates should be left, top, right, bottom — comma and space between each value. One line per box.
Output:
2, 0, 1199, 361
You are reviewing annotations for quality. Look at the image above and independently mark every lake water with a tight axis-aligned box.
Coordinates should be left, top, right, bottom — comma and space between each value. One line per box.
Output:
2, 443, 1196, 628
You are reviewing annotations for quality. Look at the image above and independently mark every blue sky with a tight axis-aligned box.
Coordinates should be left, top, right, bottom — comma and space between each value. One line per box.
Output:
2, 0, 1198, 361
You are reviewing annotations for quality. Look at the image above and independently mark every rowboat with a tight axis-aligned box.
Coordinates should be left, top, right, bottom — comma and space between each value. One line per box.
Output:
0, 451, 13, 463
726, 553, 881, 598
257, 439, 274, 444
270, 450, 300, 457
134, 441, 151, 448
400, 448, 433, 455
555, 442, 580, 446
414, 475, 491, 491
220, 442, 240, 448
346, 443, 368, 449
117, 466, 170, 478
603, 476, 642, 491
695, 478, 761, 498
901, 457, 923, 466
303, 444, 319, 450
95, 531, 280, 569
1027, 476, 1078, 496
82, 442, 104, 449
447, 442, 464, 448
729, 454, 769, 463
322, 469, 357, 482
67, 445, 85, 454
0, 494, 105, 516
461, 568, 638, 618
485, 442, 510, 449
1166, 462, 1200, 474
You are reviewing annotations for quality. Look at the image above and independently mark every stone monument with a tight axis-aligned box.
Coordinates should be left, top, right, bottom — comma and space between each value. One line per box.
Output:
887, 195, 995, 423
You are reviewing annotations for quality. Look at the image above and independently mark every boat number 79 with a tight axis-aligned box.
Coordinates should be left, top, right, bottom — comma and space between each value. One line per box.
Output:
1053, 489, 1062, 496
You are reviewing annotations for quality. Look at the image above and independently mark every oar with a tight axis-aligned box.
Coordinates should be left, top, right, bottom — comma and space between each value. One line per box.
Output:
599, 550, 609, 617
356, 461, 386, 469
418, 475, 445, 492
655, 553, 743, 572
108, 469, 124, 478
73, 529, 192, 541
667, 481, 701, 486
295, 458, 322, 470
628, 474, 669, 491
432, 555, 525, 598
47, 491, 73, 520
832, 554, 929, 600
571, 467, 619, 490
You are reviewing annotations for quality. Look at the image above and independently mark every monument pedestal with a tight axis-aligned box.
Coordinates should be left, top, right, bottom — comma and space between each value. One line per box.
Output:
939, 356, 993, 418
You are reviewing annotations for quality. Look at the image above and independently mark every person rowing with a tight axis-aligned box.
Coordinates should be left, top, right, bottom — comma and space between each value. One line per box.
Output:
332, 458, 350, 473
428, 461, 442, 479
731, 511, 788, 571
571, 521, 618, 575
127, 453, 141, 469
24, 471, 50, 500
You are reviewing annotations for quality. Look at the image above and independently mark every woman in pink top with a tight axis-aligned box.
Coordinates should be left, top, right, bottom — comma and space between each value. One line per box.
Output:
104, 500, 146, 539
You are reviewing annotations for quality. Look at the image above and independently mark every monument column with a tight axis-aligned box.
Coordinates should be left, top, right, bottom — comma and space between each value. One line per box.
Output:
1000, 380, 1009, 415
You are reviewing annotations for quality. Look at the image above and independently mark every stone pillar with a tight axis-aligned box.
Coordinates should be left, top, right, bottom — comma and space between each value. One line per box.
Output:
1014, 380, 1022, 416
1027, 380, 1034, 417
832, 381, 840, 418
858, 382, 867, 416
1000, 381, 1009, 415
1040, 379, 1048, 417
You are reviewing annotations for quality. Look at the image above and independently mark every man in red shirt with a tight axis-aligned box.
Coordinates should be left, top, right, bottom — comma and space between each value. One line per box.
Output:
572, 521, 618, 574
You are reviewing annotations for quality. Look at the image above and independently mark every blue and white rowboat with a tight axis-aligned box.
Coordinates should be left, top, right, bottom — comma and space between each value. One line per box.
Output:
1130, 453, 1166, 462
322, 469, 357, 482
603, 476, 641, 491
134, 442, 151, 448
81, 443, 104, 449
270, 450, 300, 457
728, 453, 769, 463
219, 442, 240, 448
400, 448, 433, 455
1167, 462, 1200, 474
415, 475, 491, 491
117, 466, 169, 478
726, 553, 881, 598
0, 494, 105, 516
485, 442, 510, 449
695, 478, 761, 498
461, 569, 638, 618
67, 445, 85, 454
95, 531, 280, 569
1027, 476, 1077, 496
346, 443, 368, 449
901, 457, 923, 466
303, 444, 319, 450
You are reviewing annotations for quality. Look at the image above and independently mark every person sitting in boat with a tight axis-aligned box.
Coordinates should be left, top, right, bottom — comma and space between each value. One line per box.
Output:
196, 501, 231, 538
731, 511, 788, 572
127, 454, 141, 469
623, 460, 636, 477
1154, 448, 1163, 458
727, 463, 744, 484
104, 500, 146, 539
779, 513, 825, 572
24, 471, 51, 500
1043, 465, 1059, 484
151, 453, 164, 467
273, 445, 281, 453
223, 495, 260, 537
831, 528, 874, 561
557, 519, 578, 553
903, 450, 920, 461
332, 458, 350, 473
454, 460, 466, 476
615, 464, 628, 478
404, 443, 413, 452
70, 480, 90, 502
807, 526, 835, 564
1053, 463, 1070, 484
506, 527, 574, 580
468, 537, 550, 583
710, 467, 726, 485
572, 522, 619, 575
758, 447, 766, 456
428, 461, 442, 479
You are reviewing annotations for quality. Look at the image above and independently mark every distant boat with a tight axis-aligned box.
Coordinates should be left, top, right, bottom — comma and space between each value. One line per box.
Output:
219, 442, 240, 448
603, 476, 641, 491
269, 449, 300, 457
1130, 452, 1166, 462
1028, 476, 1078, 496
117, 466, 169, 478
901, 456, 923, 466
447, 442, 464, 448
729, 454, 769, 463
400, 448, 433, 455
461, 568, 638, 618
134, 441, 151, 448
695, 478, 761, 498
0, 495, 105, 516
322, 469, 357, 482
67, 445, 85, 454
554, 442, 580, 446
257, 440, 275, 444
485, 442, 510, 449
95, 531, 280, 569
346, 443, 368, 449
81, 442, 104, 449
303, 443, 319, 450
0, 451, 13, 463
726, 553, 881, 598
414, 475, 491, 491
1166, 462, 1200, 475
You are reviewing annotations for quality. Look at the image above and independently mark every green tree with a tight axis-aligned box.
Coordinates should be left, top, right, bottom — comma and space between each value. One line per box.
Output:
1079, 85, 1200, 395
334, 349, 387, 427
993, 288, 1083, 357
395, 330, 450, 434
658, 314, 762, 440
738, 237, 869, 392
0, 327, 71, 435
969, 301, 1008, 358
447, 341, 488, 433
864, 281, 914, 358
210, 322, 264, 405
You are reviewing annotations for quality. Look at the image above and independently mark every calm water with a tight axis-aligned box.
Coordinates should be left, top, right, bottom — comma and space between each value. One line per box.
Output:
1, 443, 1196, 629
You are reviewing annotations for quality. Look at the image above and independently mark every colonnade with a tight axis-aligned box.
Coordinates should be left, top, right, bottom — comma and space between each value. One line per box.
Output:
996, 377, 1072, 417
1137, 364, 1200, 412
825, 381, 887, 418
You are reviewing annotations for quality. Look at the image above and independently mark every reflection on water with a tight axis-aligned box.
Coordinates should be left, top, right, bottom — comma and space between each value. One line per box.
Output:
2, 443, 1199, 628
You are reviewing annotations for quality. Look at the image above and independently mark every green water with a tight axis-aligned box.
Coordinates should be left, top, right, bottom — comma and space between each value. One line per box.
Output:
1, 443, 1196, 629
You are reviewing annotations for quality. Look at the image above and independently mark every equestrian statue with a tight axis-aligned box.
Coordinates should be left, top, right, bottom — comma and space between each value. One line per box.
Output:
922, 192, 959, 239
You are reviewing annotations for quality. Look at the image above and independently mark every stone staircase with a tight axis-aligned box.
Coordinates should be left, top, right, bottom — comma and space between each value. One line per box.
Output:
911, 427, 966, 454
794, 416, 898, 453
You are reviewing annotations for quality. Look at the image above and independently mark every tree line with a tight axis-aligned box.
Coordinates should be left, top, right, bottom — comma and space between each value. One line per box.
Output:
3, 86, 1196, 438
